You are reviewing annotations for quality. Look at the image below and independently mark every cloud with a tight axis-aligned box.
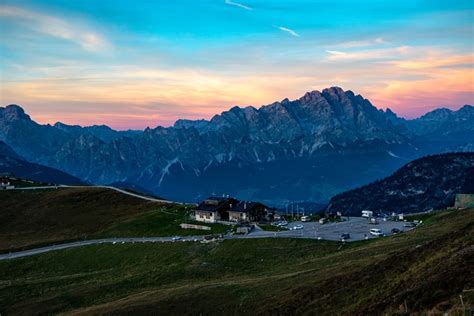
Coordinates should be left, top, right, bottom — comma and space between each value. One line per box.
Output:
332, 38, 388, 48
224, 0, 253, 11
389, 53, 474, 70
326, 46, 411, 61
0, 5, 110, 53
275, 26, 300, 37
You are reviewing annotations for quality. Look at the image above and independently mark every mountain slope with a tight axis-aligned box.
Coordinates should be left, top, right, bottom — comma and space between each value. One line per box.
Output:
0, 140, 20, 159
327, 152, 474, 215
0, 187, 222, 251
0, 208, 472, 315
1, 88, 473, 204
0, 141, 84, 185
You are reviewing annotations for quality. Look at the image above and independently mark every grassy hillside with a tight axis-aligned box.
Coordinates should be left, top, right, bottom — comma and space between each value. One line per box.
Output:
0, 188, 226, 251
0, 208, 472, 315
327, 152, 474, 215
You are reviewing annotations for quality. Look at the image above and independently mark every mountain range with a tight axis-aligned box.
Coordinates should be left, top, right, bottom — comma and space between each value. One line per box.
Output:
1, 87, 472, 204
0, 141, 84, 185
327, 152, 474, 215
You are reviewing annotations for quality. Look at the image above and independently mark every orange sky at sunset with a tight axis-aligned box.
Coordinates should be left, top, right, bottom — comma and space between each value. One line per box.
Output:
1, 1, 473, 130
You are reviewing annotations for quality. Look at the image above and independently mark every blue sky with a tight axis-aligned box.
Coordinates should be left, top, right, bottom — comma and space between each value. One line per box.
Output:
1, 0, 473, 129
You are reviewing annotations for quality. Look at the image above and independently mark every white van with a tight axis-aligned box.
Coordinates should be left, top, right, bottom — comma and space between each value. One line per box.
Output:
301, 216, 311, 222
362, 210, 373, 218
370, 228, 384, 237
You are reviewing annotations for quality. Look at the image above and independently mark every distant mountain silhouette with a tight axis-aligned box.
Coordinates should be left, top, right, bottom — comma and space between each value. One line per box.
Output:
1, 87, 472, 204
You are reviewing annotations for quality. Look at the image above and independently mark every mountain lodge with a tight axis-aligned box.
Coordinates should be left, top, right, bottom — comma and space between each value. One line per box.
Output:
194, 196, 272, 224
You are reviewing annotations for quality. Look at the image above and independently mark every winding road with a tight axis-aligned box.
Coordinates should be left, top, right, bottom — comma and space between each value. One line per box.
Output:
0, 237, 207, 260
12, 185, 179, 204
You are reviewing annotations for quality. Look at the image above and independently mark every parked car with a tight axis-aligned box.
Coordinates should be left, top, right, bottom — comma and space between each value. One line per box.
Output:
340, 233, 350, 240
291, 224, 304, 230
391, 228, 402, 234
369, 217, 379, 224
370, 228, 384, 237
278, 220, 288, 227
319, 218, 328, 224
404, 222, 416, 228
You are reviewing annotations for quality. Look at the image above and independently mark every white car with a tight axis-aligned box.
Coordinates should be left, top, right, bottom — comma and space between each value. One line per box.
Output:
172, 236, 182, 241
370, 228, 384, 237
277, 221, 288, 227
291, 224, 304, 230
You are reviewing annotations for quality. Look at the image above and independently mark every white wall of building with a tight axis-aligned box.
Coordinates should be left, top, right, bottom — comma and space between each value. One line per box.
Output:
195, 211, 217, 223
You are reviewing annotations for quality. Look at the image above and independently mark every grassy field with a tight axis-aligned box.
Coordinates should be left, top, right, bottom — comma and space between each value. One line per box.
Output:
405, 211, 441, 224
0, 188, 226, 252
0, 208, 472, 315
95, 207, 229, 238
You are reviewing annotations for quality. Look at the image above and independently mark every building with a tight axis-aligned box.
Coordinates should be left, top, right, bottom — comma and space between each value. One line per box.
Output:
0, 177, 15, 190
228, 201, 269, 223
194, 196, 272, 224
454, 194, 474, 209
194, 197, 238, 223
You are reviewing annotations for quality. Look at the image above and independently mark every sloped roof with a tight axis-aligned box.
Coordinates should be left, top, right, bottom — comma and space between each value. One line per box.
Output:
195, 196, 238, 212
229, 201, 267, 213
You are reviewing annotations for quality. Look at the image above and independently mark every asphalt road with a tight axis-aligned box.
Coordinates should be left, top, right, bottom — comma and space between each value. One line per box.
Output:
11, 185, 178, 204
0, 217, 415, 261
0, 236, 206, 260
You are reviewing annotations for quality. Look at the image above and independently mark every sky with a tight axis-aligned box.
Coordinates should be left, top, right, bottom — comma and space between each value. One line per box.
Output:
1, 0, 473, 130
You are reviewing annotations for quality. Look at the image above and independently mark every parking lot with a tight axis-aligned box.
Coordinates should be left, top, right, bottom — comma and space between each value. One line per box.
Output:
245, 217, 412, 241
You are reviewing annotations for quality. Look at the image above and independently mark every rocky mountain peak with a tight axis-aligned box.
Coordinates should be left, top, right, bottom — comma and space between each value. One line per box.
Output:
459, 104, 473, 113
0, 104, 31, 121
299, 90, 323, 104
420, 108, 453, 120
322, 86, 346, 96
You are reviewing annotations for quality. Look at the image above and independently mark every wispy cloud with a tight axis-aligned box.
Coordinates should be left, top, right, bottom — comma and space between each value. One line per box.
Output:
275, 26, 300, 37
0, 5, 110, 52
326, 46, 410, 61
224, 0, 253, 11
332, 38, 388, 48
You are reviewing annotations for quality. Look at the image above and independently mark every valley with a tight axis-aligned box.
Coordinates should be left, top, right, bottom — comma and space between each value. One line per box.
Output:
2, 2, 473, 315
